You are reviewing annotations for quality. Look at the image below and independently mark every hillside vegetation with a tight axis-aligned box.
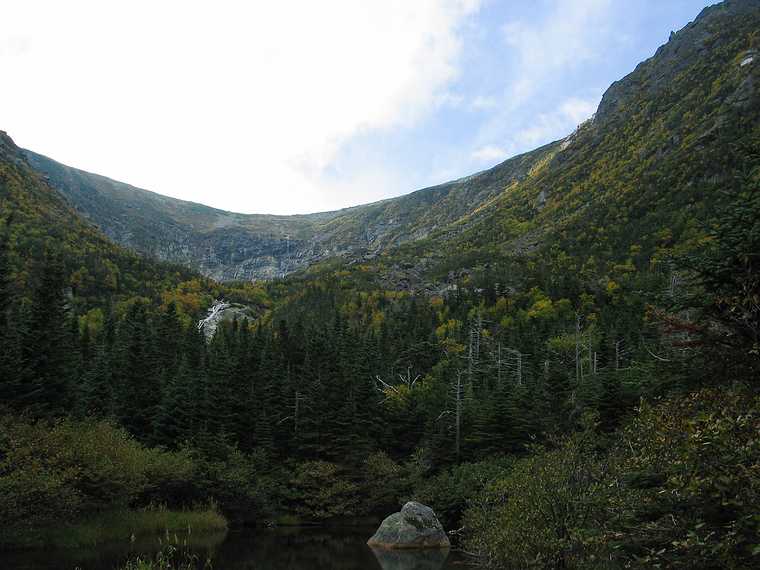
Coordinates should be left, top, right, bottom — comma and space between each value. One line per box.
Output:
0, 1, 759, 568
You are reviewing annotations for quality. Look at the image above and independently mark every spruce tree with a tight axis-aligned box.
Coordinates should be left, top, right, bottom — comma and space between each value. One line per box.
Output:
154, 358, 198, 446
19, 253, 72, 416
114, 300, 160, 438
0, 224, 16, 402
79, 341, 114, 417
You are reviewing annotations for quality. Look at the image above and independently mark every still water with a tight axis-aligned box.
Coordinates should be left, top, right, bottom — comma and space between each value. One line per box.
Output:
1, 527, 482, 570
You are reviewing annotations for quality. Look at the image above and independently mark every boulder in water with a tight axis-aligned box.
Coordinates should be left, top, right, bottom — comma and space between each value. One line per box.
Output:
367, 502, 450, 549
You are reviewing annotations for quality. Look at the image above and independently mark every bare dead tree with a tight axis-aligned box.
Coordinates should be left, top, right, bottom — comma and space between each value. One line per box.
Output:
466, 313, 491, 387
503, 347, 524, 386
373, 366, 421, 403
277, 390, 308, 435
575, 313, 584, 384
435, 369, 466, 461
496, 343, 503, 388
614, 339, 624, 370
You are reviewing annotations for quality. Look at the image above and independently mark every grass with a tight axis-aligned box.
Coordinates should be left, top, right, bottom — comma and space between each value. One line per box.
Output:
2, 504, 227, 549
273, 513, 302, 526
118, 533, 213, 570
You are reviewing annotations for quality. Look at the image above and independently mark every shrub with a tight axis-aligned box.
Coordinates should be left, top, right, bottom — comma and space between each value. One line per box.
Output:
413, 456, 514, 529
464, 416, 607, 568
0, 414, 198, 530
601, 388, 760, 568
189, 445, 282, 523
288, 461, 358, 520
464, 389, 760, 569
360, 451, 407, 515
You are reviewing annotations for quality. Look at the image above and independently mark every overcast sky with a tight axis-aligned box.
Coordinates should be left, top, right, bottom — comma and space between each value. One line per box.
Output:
1, 0, 714, 215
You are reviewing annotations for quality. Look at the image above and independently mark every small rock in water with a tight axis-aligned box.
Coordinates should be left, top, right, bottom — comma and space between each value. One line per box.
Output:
367, 501, 450, 549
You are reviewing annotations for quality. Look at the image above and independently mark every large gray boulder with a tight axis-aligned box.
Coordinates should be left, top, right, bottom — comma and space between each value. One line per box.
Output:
367, 502, 450, 549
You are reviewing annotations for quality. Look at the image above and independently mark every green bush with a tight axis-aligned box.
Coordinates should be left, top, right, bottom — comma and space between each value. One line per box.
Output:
0, 414, 198, 531
413, 456, 514, 529
189, 445, 282, 523
288, 461, 359, 520
360, 451, 408, 515
464, 416, 607, 568
0, 415, 82, 529
600, 388, 760, 568
464, 389, 760, 569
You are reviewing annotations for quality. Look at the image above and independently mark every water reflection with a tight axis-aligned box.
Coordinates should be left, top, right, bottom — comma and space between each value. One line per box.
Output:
370, 546, 450, 570
0, 526, 475, 570
212, 527, 380, 570
0, 531, 229, 570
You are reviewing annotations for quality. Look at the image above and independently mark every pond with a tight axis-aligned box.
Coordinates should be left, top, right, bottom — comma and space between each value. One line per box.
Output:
0, 526, 483, 570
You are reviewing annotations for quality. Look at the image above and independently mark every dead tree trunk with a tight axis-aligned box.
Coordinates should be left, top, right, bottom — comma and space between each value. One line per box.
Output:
575, 313, 583, 384
454, 371, 463, 461
496, 343, 503, 388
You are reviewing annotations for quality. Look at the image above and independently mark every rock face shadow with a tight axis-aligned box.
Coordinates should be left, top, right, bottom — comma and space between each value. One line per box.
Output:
369, 546, 450, 570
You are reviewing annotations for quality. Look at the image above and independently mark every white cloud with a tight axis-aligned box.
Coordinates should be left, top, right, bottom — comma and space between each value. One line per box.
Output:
559, 97, 598, 124
501, 0, 613, 103
470, 95, 499, 111
471, 144, 509, 163
509, 95, 598, 149
463, 0, 612, 172
0, 0, 480, 214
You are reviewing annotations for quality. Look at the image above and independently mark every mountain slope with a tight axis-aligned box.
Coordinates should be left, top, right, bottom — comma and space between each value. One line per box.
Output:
0, 130, 204, 309
18, 0, 760, 286
389, 0, 760, 278
24, 141, 555, 281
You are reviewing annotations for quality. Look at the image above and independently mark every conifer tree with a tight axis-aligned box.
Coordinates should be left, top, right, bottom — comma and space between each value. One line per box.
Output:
0, 223, 15, 402
154, 358, 198, 446
19, 253, 72, 416
114, 300, 160, 438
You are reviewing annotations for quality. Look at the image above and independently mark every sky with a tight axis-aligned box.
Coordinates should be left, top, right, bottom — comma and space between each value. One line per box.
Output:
1, 0, 716, 215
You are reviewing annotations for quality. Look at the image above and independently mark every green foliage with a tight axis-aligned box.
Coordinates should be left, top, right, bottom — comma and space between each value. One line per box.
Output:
464, 416, 606, 568
413, 457, 514, 529
464, 389, 760, 569
186, 445, 281, 524
676, 173, 760, 379
600, 388, 760, 568
360, 451, 407, 515
288, 461, 359, 521
0, 415, 197, 532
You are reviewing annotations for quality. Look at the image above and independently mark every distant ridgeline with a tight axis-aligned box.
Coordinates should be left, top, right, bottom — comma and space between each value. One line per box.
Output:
0, 2, 759, 567
19, 1, 760, 286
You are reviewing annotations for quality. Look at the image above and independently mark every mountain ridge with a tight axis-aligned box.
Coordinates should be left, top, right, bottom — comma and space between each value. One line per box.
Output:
23, 138, 556, 281
14, 0, 760, 283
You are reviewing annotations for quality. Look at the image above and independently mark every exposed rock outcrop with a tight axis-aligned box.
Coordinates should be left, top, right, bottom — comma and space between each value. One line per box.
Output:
197, 300, 255, 339
367, 502, 450, 549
